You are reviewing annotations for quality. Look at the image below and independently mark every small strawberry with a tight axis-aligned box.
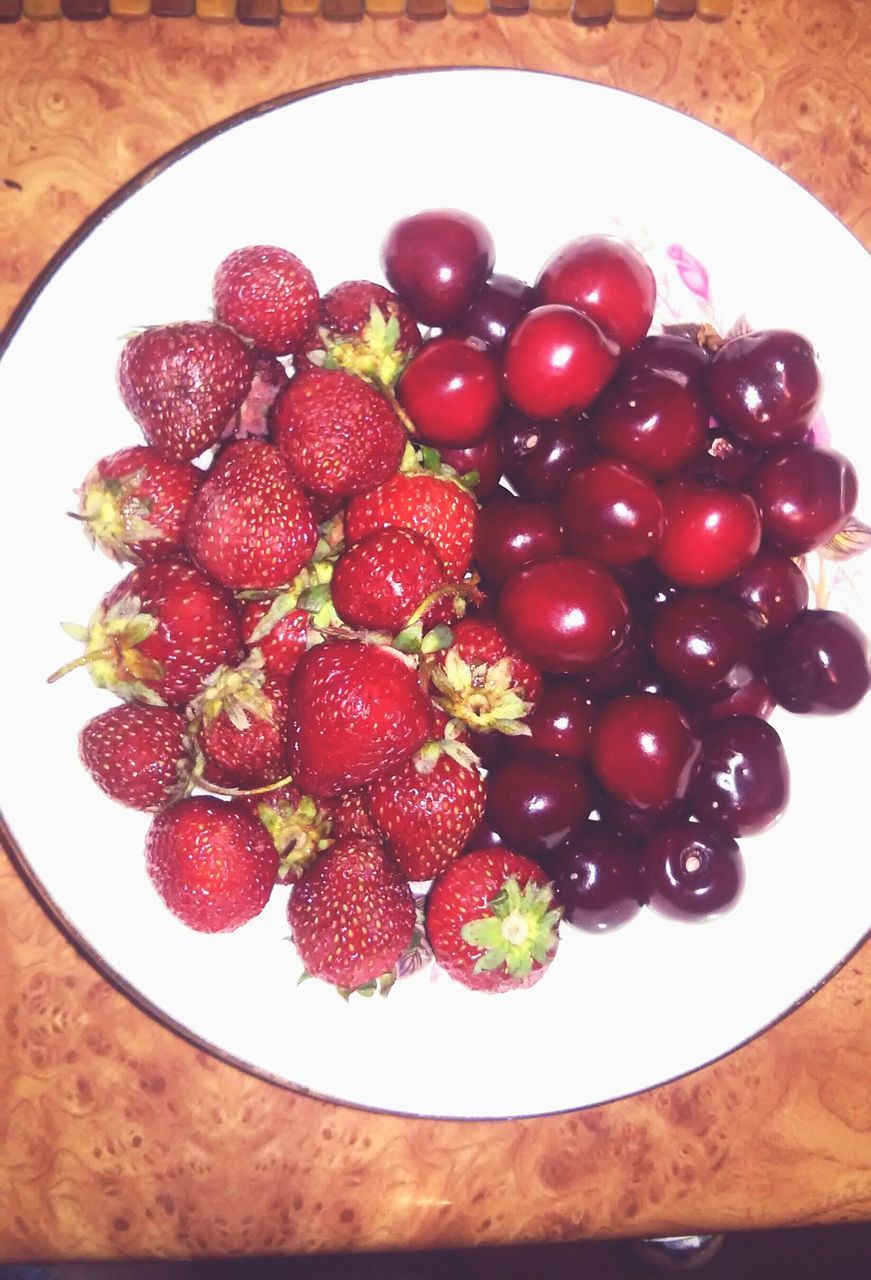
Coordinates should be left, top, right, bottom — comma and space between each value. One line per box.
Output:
188, 651, 290, 789
364, 733, 486, 881
74, 445, 202, 566
212, 245, 320, 356
330, 529, 453, 635
117, 322, 254, 463
287, 835, 416, 993
428, 617, 541, 735
425, 848, 561, 993
145, 795, 278, 933
345, 460, 478, 580
184, 440, 318, 590
241, 598, 309, 678
271, 367, 406, 505
220, 352, 290, 442
49, 558, 243, 707
79, 703, 196, 811
239, 783, 334, 883
286, 640, 433, 796
313, 282, 421, 389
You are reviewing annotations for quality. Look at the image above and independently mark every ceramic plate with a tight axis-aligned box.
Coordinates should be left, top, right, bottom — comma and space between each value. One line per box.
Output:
1, 69, 869, 1120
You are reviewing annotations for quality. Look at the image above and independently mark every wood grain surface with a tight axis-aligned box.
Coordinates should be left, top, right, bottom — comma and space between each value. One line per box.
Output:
1, 1, 870, 1261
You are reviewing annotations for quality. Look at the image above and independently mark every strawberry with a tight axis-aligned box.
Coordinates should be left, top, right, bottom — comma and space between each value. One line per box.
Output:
271, 367, 406, 505
345, 465, 478, 580
287, 835, 416, 992
425, 848, 561, 993
286, 640, 433, 796
212, 245, 320, 356
428, 617, 542, 735
313, 281, 421, 389
220, 352, 290, 442
79, 703, 196, 811
364, 735, 486, 881
330, 529, 452, 635
239, 783, 334, 883
324, 789, 381, 841
184, 440, 318, 591
50, 558, 243, 707
188, 651, 290, 789
241, 598, 309, 678
117, 322, 254, 463
74, 445, 202, 566
145, 795, 278, 933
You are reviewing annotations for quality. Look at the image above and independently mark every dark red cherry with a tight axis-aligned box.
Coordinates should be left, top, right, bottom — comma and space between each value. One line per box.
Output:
705, 329, 822, 447
380, 208, 495, 327
398, 335, 501, 448
574, 619, 651, 698
724, 550, 810, 633
485, 755, 595, 859
687, 716, 789, 836
702, 677, 776, 723
765, 610, 871, 714
500, 411, 594, 501
591, 370, 709, 477
620, 332, 711, 384
474, 494, 564, 587
650, 593, 763, 704
439, 432, 504, 501
503, 305, 620, 420
535, 235, 656, 351
498, 555, 630, 673
591, 693, 701, 810
639, 821, 744, 920
596, 792, 685, 843
560, 457, 664, 567
454, 272, 534, 352
750, 444, 858, 555
654, 479, 761, 587
506, 678, 597, 762
547, 823, 642, 933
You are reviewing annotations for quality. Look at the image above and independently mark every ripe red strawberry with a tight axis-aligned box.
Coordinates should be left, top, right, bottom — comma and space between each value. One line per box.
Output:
220, 352, 290, 442
117, 322, 254, 463
345, 468, 478, 580
425, 848, 561, 993
286, 640, 433, 796
79, 703, 196, 811
241, 598, 309, 678
189, 652, 290, 789
287, 835, 416, 992
239, 783, 334, 883
321, 280, 422, 355
75, 445, 202, 566
271, 367, 406, 504
429, 616, 542, 735
145, 795, 278, 933
330, 529, 452, 634
184, 440, 318, 590
324, 789, 380, 841
212, 245, 320, 356
313, 281, 422, 389
364, 738, 486, 881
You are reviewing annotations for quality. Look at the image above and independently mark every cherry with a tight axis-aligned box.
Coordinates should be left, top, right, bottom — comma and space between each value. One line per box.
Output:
639, 820, 744, 920
705, 329, 822, 448
506, 677, 597, 762
702, 676, 776, 723
591, 370, 709, 477
574, 618, 651, 698
534, 235, 656, 351
654, 479, 761, 588
620, 332, 711, 385
503, 305, 620, 420
485, 755, 595, 858
591, 693, 701, 809
765, 610, 871, 714
692, 431, 764, 488
596, 792, 685, 843
439, 432, 504, 501
723, 550, 809, 633
454, 272, 534, 351
650, 593, 763, 704
498, 555, 630, 673
750, 444, 858, 555
499, 411, 594, 501
398, 335, 501, 448
462, 817, 505, 853
687, 716, 789, 836
380, 208, 495, 327
474, 494, 564, 587
560, 457, 664, 567
547, 823, 642, 933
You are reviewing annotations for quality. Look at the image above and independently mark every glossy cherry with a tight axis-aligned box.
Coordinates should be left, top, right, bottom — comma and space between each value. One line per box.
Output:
560, 457, 665, 567
474, 495, 565, 587
591, 370, 709, 477
439, 432, 504, 501
687, 716, 789, 836
506, 678, 597, 762
724, 550, 809, 633
591, 693, 701, 810
485, 755, 595, 858
705, 329, 822, 447
499, 411, 594, 501
454, 272, 534, 351
765, 610, 871, 714
398, 335, 501, 448
620, 332, 711, 385
547, 823, 642, 933
380, 208, 495, 327
654, 479, 761, 588
639, 820, 744, 920
498, 555, 630, 673
534, 235, 656, 351
750, 444, 858, 555
650, 592, 763, 704
503, 305, 620, 420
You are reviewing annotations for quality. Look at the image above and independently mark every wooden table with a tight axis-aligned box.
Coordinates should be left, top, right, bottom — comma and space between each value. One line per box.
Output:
2, 2, 870, 1262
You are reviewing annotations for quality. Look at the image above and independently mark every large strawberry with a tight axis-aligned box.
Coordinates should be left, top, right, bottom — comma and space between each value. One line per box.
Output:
75, 444, 202, 566
428, 617, 541, 735
314, 281, 421, 389
145, 795, 278, 933
79, 703, 196, 811
50, 558, 243, 707
184, 440, 318, 591
287, 835, 416, 993
271, 367, 406, 505
212, 245, 320, 356
188, 651, 290, 789
330, 528, 452, 635
425, 848, 561, 993
239, 783, 334, 884
285, 640, 433, 796
117, 322, 254, 463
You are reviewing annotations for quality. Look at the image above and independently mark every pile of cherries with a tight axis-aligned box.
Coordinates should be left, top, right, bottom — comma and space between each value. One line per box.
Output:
381, 210, 871, 932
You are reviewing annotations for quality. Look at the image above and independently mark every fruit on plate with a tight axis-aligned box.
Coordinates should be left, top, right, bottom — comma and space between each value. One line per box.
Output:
638, 820, 745, 921
189, 651, 291, 789
546, 822, 643, 934
79, 703, 196, 811
212, 244, 320, 356
503, 304, 619, 420
534, 234, 656, 352
428, 616, 542, 735
239, 783, 334, 884
330, 528, 452, 634
380, 208, 495, 327
397, 335, 502, 448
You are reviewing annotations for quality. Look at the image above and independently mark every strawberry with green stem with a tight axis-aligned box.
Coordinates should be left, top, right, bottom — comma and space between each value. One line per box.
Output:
312, 285, 422, 391
239, 783, 334, 884
428, 617, 541, 737
188, 650, 290, 790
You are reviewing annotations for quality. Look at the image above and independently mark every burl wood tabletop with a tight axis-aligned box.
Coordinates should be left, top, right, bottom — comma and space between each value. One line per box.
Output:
1, 0, 870, 1262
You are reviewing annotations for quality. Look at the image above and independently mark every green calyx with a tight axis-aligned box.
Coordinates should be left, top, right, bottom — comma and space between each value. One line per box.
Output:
259, 793, 334, 882
48, 595, 165, 703
461, 876, 562, 980
429, 650, 533, 736
75, 467, 161, 562
319, 303, 411, 391
188, 650, 274, 733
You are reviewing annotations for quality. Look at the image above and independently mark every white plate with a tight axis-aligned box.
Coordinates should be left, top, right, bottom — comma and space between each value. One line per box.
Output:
1, 69, 869, 1120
